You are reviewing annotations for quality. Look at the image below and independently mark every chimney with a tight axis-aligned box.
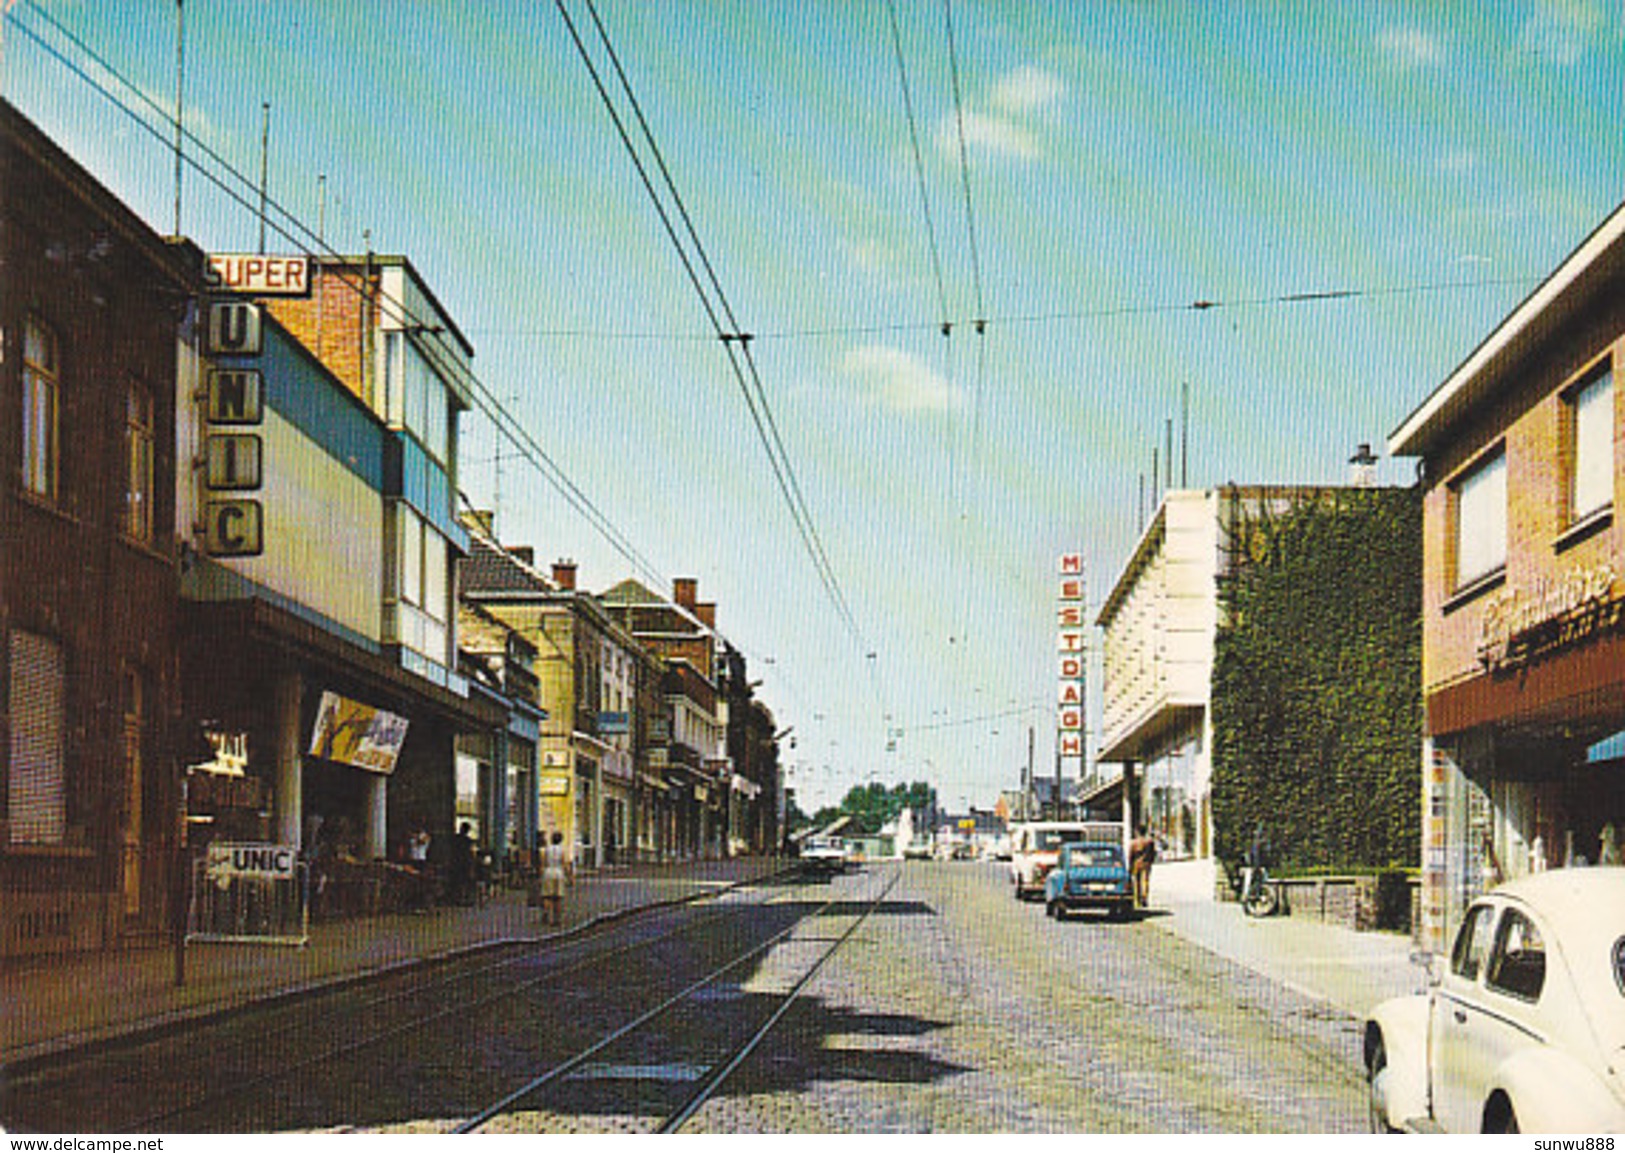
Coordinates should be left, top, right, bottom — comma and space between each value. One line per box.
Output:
673, 577, 698, 610
552, 559, 577, 590
506, 545, 535, 567
695, 602, 716, 629
1348, 443, 1379, 488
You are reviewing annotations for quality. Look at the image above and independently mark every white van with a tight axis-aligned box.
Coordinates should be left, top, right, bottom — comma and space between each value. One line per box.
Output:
1009, 821, 1122, 900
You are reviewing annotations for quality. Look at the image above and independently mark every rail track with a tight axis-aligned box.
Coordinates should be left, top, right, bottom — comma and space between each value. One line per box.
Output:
3, 868, 828, 1133
456, 864, 901, 1133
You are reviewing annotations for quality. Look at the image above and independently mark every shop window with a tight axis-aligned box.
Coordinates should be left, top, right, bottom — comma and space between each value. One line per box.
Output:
1485, 909, 1545, 1001
125, 380, 155, 542
7, 630, 67, 845
1566, 366, 1613, 524
1451, 448, 1506, 591
22, 317, 59, 501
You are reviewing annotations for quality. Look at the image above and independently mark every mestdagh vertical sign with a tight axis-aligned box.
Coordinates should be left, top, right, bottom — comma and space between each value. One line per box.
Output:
1057, 553, 1085, 775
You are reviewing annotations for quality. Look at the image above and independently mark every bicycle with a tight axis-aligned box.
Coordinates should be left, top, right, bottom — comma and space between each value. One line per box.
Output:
1238, 860, 1280, 917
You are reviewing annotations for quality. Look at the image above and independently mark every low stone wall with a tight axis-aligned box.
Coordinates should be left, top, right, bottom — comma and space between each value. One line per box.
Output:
1272, 874, 1420, 936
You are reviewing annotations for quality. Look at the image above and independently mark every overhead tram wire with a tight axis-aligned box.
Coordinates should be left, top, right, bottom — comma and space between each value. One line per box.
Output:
12, 0, 668, 594
558, 0, 868, 656
883, 0, 966, 629
464, 275, 1540, 343
943, 0, 989, 648
579, 0, 863, 651
16, 0, 822, 718
884, 0, 951, 335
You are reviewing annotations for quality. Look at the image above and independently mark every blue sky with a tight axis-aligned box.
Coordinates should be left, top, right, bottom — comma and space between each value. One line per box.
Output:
5, 1, 1623, 810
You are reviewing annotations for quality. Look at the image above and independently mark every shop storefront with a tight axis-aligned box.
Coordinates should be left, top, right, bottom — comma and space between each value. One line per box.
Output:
1391, 201, 1625, 951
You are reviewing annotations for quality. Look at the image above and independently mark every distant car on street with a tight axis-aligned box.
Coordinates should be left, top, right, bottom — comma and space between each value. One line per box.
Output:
1009, 820, 1122, 901
1043, 841, 1134, 921
799, 835, 847, 879
1364, 868, 1625, 1133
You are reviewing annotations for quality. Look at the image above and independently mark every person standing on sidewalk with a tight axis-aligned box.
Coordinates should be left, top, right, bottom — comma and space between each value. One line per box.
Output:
540, 830, 572, 928
1129, 826, 1157, 908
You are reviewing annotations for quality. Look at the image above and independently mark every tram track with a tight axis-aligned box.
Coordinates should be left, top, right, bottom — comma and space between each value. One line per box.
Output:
3, 870, 801, 1133
457, 864, 901, 1134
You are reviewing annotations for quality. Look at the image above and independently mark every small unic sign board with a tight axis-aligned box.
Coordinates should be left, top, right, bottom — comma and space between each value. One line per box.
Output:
189, 841, 308, 946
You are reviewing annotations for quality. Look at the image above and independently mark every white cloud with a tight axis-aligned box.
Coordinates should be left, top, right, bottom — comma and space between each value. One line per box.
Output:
841, 345, 964, 414
932, 63, 1060, 163
935, 111, 1039, 161
1376, 27, 1446, 69
991, 65, 1064, 114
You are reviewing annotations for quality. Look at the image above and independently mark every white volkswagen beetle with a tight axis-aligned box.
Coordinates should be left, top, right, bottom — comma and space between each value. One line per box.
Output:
1364, 869, 1625, 1133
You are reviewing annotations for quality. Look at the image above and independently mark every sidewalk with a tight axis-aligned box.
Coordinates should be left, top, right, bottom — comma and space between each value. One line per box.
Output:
1147, 858, 1426, 1020
1, 856, 788, 1071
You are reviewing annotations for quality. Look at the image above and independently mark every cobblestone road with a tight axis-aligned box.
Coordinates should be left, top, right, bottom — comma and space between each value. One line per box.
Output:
683, 860, 1367, 1133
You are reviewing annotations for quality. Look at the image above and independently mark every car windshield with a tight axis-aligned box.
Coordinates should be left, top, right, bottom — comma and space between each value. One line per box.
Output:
1065, 845, 1122, 868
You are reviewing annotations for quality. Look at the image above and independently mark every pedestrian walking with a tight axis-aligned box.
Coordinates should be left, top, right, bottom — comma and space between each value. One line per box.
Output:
1128, 826, 1157, 908
540, 830, 572, 928
448, 822, 476, 905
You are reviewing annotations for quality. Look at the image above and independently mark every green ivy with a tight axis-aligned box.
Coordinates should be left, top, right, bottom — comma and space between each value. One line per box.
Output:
1210, 487, 1422, 874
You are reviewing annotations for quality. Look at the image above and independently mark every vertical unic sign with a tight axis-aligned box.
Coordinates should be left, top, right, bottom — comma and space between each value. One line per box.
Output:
1057, 553, 1085, 768
202, 296, 265, 557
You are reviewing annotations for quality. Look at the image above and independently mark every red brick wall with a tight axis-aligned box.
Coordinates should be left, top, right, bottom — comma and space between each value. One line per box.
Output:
1419, 296, 1625, 713
264, 263, 377, 405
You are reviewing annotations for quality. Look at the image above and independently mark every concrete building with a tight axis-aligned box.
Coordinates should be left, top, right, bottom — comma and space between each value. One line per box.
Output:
1096, 484, 1420, 880
1391, 202, 1625, 952
178, 251, 498, 903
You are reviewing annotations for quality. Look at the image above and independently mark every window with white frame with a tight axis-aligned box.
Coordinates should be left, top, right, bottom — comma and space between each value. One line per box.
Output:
8, 630, 67, 845
22, 317, 59, 501
1453, 448, 1507, 589
393, 504, 450, 665
1568, 366, 1613, 523
382, 331, 451, 465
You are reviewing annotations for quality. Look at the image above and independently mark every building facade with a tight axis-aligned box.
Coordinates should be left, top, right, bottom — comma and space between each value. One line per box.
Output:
1391, 204, 1625, 951
1, 101, 201, 955
1097, 490, 1222, 862
178, 252, 497, 908
600, 578, 729, 858
1097, 484, 1421, 882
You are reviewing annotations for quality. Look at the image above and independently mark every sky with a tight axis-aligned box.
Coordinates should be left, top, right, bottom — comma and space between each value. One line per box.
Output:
4, 1, 1624, 812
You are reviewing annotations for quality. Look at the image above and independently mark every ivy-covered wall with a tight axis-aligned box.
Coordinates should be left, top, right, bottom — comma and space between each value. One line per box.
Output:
1210, 487, 1423, 873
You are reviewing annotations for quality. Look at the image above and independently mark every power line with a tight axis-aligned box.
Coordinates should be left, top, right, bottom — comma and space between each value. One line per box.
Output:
558, 0, 869, 667
462, 275, 1541, 342
11, 0, 668, 594
942, 0, 986, 329
942, 0, 989, 649
884, 0, 950, 335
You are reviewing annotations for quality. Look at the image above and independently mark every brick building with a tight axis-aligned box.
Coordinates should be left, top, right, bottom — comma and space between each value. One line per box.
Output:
1, 100, 202, 955
1391, 201, 1625, 950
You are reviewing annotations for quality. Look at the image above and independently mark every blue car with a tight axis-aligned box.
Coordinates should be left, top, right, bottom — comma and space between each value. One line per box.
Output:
1043, 841, 1134, 921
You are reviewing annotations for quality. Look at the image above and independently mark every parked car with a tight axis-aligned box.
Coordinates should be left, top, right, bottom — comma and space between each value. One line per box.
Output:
1044, 841, 1134, 920
1364, 868, 1625, 1133
1009, 820, 1122, 900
